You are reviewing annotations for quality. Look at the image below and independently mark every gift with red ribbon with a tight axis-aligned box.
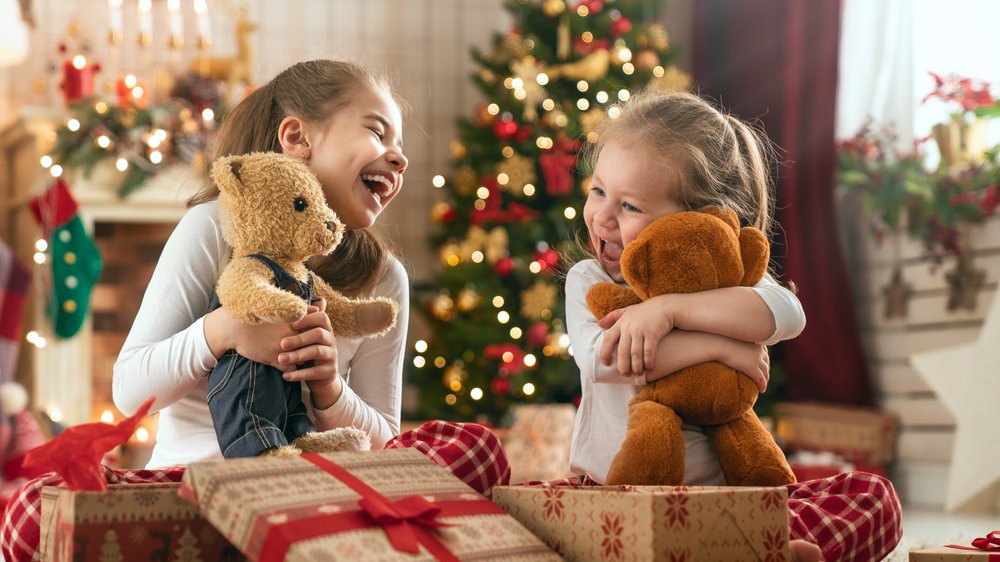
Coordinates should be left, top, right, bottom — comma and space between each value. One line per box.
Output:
910, 531, 1000, 561
180, 448, 560, 561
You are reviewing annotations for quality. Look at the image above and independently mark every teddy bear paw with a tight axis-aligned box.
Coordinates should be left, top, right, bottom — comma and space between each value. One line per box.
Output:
291, 428, 372, 454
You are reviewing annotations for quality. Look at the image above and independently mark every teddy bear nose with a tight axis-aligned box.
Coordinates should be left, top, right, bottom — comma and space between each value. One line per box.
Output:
325, 221, 338, 232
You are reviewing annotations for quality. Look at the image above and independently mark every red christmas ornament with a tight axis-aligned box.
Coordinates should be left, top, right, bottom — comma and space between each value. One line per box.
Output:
493, 116, 519, 140
611, 16, 633, 36
490, 376, 511, 395
573, 37, 611, 56
114, 75, 150, 109
527, 321, 549, 347
494, 256, 515, 276
484, 343, 525, 375
533, 248, 560, 272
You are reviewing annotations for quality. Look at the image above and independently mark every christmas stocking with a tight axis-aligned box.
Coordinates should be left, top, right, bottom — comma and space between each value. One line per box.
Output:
29, 179, 103, 339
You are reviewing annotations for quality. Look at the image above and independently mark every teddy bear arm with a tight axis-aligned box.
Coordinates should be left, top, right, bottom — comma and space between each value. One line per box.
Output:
217, 259, 307, 324
585, 282, 643, 320
312, 279, 398, 339
738, 227, 771, 286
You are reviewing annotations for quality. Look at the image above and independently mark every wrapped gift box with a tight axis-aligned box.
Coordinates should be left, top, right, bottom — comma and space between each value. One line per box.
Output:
774, 401, 897, 465
909, 546, 1000, 560
503, 404, 577, 483
491, 484, 791, 562
180, 447, 561, 561
39, 482, 246, 561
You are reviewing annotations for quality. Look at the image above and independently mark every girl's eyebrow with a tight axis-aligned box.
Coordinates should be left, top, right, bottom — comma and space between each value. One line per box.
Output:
364, 113, 390, 130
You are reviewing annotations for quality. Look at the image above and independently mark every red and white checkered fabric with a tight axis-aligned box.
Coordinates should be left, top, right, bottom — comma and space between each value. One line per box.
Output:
385, 420, 510, 495
787, 471, 902, 562
0, 465, 185, 562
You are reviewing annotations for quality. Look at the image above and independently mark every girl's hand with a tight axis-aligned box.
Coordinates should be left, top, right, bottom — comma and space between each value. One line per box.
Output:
278, 298, 343, 410
719, 339, 770, 392
598, 296, 677, 377
205, 306, 301, 373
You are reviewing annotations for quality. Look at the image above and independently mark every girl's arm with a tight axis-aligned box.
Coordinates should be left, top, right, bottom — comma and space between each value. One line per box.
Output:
309, 258, 408, 449
598, 273, 805, 375
113, 202, 229, 415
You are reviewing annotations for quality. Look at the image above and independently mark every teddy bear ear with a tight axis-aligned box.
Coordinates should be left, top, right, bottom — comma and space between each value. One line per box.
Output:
739, 226, 770, 286
700, 206, 740, 231
210, 155, 245, 195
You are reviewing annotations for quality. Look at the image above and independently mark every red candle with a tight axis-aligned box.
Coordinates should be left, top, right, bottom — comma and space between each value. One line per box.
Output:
60, 57, 97, 104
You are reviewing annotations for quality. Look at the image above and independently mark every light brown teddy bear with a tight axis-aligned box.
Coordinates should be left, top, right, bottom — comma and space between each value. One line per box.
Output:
206, 152, 397, 458
586, 206, 795, 487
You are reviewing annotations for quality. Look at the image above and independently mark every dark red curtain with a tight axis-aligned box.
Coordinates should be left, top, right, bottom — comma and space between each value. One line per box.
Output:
692, 0, 874, 406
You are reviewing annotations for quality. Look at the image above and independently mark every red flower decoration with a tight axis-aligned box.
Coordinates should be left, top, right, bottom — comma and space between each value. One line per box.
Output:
484, 343, 525, 375
922, 72, 997, 113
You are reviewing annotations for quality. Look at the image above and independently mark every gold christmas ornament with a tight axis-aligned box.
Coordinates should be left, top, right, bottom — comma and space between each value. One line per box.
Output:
521, 280, 558, 320
543, 0, 566, 17
439, 242, 462, 267
450, 140, 467, 159
456, 285, 483, 312
460, 225, 509, 264
579, 107, 605, 135
430, 201, 453, 223
509, 56, 549, 121
547, 48, 611, 82
497, 153, 537, 192
634, 49, 660, 71
474, 102, 496, 127
495, 33, 528, 64
431, 292, 456, 321
646, 22, 670, 52
443, 361, 468, 387
649, 65, 693, 93
452, 167, 479, 196
480, 69, 498, 85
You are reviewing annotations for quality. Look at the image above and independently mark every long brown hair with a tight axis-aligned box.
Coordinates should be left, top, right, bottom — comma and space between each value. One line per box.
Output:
584, 90, 776, 235
190, 59, 397, 295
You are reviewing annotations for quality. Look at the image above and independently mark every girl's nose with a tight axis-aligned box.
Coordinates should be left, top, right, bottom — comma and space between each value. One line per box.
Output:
386, 148, 408, 172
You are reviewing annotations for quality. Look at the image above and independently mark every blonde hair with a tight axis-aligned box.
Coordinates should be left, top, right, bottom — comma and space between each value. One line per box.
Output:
586, 90, 776, 235
190, 59, 397, 295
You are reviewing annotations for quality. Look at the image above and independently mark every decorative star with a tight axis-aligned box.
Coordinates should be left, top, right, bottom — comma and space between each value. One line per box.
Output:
911, 293, 1000, 512
881, 266, 913, 319
509, 56, 549, 122
945, 253, 985, 312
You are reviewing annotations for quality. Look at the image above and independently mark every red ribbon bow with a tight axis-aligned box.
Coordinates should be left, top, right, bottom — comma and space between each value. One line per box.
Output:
948, 530, 1000, 552
357, 494, 454, 554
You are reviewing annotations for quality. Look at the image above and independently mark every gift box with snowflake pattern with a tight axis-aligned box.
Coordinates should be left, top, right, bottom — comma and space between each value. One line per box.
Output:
491, 484, 791, 562
40, 483, 246, 562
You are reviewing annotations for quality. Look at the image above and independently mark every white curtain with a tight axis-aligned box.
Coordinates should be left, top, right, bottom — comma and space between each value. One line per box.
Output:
837, 0, 1000, 153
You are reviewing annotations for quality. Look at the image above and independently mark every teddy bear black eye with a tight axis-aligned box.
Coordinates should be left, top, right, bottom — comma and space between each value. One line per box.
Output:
294, 197, 308, 212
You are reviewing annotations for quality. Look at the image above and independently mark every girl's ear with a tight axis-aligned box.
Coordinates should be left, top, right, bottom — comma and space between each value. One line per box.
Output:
210, 155, 244, 194
278, 116, 311, 160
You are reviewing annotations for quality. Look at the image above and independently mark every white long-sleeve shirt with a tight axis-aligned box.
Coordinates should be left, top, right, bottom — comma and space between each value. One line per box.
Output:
113, 201, 408, 468
565, 259, 806, 485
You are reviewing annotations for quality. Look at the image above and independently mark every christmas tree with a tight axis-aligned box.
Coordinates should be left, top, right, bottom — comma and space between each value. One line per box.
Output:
411, 0, 691, 423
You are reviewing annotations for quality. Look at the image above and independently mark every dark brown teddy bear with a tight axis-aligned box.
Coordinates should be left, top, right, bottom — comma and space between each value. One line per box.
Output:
586, 206, 795, 486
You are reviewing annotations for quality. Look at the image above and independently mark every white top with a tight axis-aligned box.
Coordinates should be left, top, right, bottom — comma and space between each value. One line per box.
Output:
113, 201, 409, 468
565, 259, 806, 485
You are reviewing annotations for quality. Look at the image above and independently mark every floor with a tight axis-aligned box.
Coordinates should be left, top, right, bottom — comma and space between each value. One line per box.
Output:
881, 506, 1000, 561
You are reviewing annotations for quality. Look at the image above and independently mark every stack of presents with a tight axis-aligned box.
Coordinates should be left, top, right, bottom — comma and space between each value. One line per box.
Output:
21, 402, 999, 560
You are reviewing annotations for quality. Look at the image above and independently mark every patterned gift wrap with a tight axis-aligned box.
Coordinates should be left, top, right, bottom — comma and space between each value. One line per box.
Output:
491, 484, 791, 562
39, 483, 247, 561
503, 404, 577, 483
180, 447, 561, 561
909, 534, 1000, 562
